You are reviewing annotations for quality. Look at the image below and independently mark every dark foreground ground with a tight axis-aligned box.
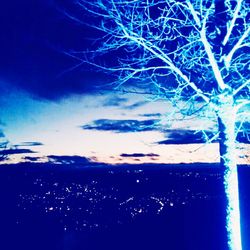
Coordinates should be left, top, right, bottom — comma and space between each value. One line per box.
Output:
0, 162, 249, 250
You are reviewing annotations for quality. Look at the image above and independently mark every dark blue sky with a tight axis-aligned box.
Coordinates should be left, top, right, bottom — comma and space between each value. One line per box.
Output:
0, 0, 237, 100
0, 0, 105, 100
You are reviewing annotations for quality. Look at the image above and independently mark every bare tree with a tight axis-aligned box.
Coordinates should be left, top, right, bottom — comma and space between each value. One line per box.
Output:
70, 1, 249, 249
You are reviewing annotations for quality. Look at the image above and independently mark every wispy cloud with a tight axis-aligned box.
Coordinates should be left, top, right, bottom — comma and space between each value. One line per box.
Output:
0, 143, 8, 162
120, 153, 159, 158
158, 129, 250, 145
158, 130, 215, 145
23, 156, 41, 162
82, 119, 159, 133
48, 155, 91, 164
0, 148, 36, 155
103, 96, 128, 107
18, 141, 43, 147
139, 113, 162, 118
0, 131, 5, 138
123, 101, 147, 110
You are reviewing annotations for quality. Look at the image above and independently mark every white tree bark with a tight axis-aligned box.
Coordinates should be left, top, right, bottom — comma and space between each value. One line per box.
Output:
217, 101, 242, 250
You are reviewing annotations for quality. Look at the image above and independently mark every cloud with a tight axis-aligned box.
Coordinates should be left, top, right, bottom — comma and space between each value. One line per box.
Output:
139, 113, 162, 117
0, 155, 8, 162
48, 155, 91, 164
124, 101, 147, 110
17, 142, 43, 147
0, 148, 36, 155
0, 131, 5, 138
103, 96, 128, 107
0, 139, 40, 161
236, 132, 250, 144
158, 130, 215, 145
23, 156, 41, 162
0, 142, 9, 161
82, 119, 159, 133
120, 153, 159, 158
158, 129, 250, 145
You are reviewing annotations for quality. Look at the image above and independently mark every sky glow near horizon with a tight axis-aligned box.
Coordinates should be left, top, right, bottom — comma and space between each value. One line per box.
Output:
0, 86, 249, 165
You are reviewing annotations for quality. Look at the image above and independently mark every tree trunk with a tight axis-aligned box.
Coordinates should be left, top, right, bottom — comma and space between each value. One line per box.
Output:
217, 104, 242, 250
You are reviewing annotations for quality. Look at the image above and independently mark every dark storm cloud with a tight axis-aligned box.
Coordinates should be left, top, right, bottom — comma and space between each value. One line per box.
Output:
120, 153, 159, 158
48, 155, 91, 164
82, 119, 159, 133
0, 0, 106, 100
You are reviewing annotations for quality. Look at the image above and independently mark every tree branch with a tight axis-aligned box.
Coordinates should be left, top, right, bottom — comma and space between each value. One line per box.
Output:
222, 0, 244, 46
233, 79, 250, 96
200, 10, 227, 91
224, 26, 250, 69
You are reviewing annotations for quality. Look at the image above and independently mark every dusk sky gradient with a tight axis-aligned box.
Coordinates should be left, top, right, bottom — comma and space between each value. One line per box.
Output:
0, 0, 249, 165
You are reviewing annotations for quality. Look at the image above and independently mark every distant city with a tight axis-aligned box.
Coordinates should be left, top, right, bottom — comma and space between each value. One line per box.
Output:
16, 168, 223, 232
